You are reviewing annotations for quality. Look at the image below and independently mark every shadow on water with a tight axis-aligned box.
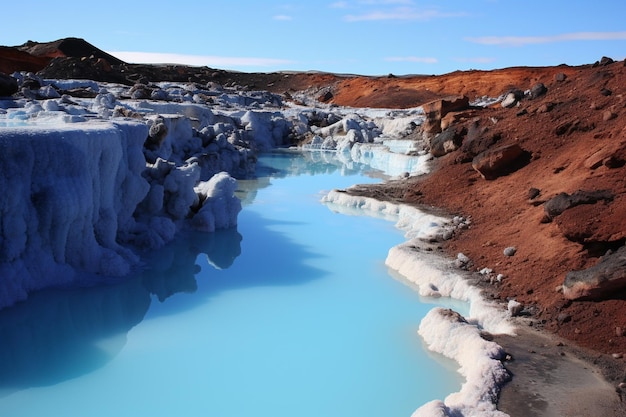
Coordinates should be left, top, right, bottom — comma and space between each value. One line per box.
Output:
0, 149, 371, 397
0, 209, 327, 396
141, 210, 327, 319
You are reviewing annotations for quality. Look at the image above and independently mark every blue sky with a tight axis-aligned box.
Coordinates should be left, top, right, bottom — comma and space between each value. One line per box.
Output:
4, 0, 626, 75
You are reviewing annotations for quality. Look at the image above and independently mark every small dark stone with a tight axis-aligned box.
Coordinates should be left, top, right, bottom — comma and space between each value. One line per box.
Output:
554, 72, 567, 82
22, 77, 41, 90
600, 88, 613, 96
528, 187, 541, 200
557, 313, 572, 324
319, 90, 333, 102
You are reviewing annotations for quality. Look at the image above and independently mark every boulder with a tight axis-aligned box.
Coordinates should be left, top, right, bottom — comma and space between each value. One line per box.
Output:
501, 89, 524, 108
457, 118, 501, 160
554, 72, 567, 82
501, 92, 518, 108
529, 82, 547, 99
318, 90, 333, 102
421, 96, 470, 136
0, 72, 18, 96
584, 141, 626, 170
599, 56, 615, 66
563, 246, 626, 300
430, 126, 465, 157
471, 143, 529, 180
543, 189, 614, 220
554, 198, 626, 246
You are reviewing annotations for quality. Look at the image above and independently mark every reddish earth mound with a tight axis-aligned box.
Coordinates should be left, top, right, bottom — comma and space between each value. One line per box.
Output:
329, 66, 581, 108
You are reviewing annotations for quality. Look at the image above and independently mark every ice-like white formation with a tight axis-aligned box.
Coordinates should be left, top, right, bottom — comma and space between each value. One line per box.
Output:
191, 172, 241, 232
0, 73, 434, 309
413, 309, 510, 417
322, 189, 450, 241
299, 105, 430, 177
0, 76, 277, 308
0, 122, 148, 307
322, 190, 515, 417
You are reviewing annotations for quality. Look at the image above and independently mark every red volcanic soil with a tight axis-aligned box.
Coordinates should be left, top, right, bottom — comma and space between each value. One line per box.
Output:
333, 61, 626, 358
329, 66, 582, 108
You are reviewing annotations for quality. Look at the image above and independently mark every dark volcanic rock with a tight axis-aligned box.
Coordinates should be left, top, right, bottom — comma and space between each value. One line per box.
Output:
0, 72, 18, 96
543, 190, 614, 220
430, 126, 465, 157
563, 246, 626, 300
471, 143, 529, 180
457, 118, 502, 161
530, 82, 548, 99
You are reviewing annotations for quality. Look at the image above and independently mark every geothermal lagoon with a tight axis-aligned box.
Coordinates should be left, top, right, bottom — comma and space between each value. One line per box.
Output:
0, 151, 468, 417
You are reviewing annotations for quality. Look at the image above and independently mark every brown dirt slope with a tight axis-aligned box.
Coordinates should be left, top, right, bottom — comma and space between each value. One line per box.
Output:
400, 61, 626, 357
329, 66, 581, 108
338, 60, 626, 358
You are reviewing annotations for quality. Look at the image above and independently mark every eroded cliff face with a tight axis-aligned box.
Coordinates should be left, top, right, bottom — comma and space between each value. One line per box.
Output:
0, 122, 150, 307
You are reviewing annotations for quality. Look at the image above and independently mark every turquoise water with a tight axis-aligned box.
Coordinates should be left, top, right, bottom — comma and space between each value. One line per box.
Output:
0, 151, 466, 417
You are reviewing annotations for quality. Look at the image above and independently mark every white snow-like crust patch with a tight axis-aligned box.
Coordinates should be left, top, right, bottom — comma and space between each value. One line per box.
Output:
323, 190, 514, 417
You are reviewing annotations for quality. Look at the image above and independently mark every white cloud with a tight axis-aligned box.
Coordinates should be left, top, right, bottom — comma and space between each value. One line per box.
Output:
273, 14, 293, 21
107, 51, 294, 68
345, 7, 464, 21
330, 1, 349, 8
466, 31, 626, 46
385, 56, 438, 64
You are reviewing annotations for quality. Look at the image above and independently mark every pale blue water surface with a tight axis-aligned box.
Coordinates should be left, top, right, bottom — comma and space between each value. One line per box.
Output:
0, 151, 468, 417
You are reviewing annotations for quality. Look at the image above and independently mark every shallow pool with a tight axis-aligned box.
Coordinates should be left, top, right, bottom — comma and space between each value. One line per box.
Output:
0, 151, 467, 416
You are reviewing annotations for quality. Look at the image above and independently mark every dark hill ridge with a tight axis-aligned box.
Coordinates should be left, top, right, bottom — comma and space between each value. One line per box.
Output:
17, 37, 125, 65
0, 37, 344, 90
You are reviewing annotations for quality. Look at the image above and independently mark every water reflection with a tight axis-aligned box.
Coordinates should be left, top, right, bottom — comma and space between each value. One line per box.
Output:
141, 228, 243, 303
0, 150, 377, 398
257, 149, 385, 178
0, 227, 243, 394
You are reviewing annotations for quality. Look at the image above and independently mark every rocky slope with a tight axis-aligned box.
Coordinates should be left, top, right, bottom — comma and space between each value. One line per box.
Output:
345, 60, 626, 359
1, 39, 625, 362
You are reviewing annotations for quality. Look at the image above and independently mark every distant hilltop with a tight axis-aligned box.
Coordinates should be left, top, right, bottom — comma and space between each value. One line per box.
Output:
1, 37, 124, 74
